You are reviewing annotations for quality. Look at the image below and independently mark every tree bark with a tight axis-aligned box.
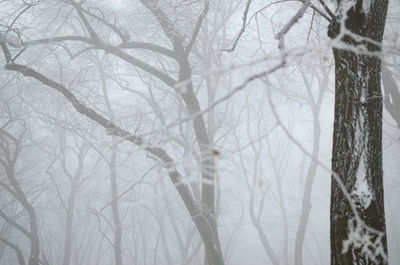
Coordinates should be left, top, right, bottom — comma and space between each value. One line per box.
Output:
328, 1, 389, 264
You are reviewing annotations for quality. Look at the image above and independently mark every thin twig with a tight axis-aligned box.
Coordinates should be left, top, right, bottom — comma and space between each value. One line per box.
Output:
223, 0, 252, 52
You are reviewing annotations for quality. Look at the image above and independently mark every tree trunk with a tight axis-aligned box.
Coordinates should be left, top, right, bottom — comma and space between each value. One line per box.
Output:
179, 58, 224, 265
382, 66, 400, 129
98, 61, 123, 265
328, 1, 389, 264
295, 113, 320, 265
110, 143, 123, 265
61, 188, 76, 265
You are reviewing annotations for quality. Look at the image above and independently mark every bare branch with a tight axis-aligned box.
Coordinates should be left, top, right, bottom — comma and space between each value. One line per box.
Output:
0, 42, 12, 63
70, 0, 99, 41
0, 210, 31, 238
80, 6, 129, 42
223, 0, 252, 53
5, 36, 177, 87
276, 0, 311, 49
184, 0, 210, 58
139, 0, 184, 51
5, 4, 33, 36
0, 236, 26, 265
317, 0, 335, 19
117, 41, 176, 59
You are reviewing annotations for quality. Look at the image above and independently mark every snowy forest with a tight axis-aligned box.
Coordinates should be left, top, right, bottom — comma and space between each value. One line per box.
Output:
0, 0, 399, 264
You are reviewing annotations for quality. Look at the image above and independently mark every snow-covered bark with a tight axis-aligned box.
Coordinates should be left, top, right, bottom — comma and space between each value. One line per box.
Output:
329, 0, 389, 264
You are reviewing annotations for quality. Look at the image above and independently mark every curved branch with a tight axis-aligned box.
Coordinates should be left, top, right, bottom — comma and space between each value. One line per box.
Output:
276, 0, 311, 49
81, 7, 129, 42
0, 236, 26, 265
70, 0, 99, 41
7, 36, 177, 87
2, 61, 226, 265
0, 210, 31, 239
5, 4, 33, 36
0, 43, 12, 63
223, 0, 252, 53
2, 61, 198, 221
100, 44, 177, 87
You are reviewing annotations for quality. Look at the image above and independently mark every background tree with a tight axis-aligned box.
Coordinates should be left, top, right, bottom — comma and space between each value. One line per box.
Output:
0, 97, 40, 265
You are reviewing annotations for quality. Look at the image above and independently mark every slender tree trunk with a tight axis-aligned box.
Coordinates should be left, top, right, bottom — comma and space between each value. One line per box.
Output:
27, 210, 40, 265
382, 67, 400, 129
61, 188, 76, 265
328, 1, 389, 264
248, 195, 280, 265
179, 59, 224, 265
110, 143, 123, 265
98, 60, 123, 265
295, 110, 321, 265
179, 59, 216, 214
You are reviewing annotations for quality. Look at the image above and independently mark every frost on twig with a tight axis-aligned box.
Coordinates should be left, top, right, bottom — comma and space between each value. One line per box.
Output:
342, 217, 388, 264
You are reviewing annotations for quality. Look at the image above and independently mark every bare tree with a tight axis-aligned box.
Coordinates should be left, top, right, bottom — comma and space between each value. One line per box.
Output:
0, 104, 40, 265
43, 133, 91, 265
0, 0, 226, 263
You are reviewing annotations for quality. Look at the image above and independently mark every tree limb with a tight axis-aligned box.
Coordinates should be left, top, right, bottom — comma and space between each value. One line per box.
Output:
0, 210, 31, 239
4, 35, 177, 87
117, 41, 176, 59
223, 0, 252, 53
139, 0, 184, 52
0, 236, 26, 265
184, 0, 210, 58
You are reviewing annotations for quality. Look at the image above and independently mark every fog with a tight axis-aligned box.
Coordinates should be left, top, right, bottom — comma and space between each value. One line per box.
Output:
0, 1, 399, 265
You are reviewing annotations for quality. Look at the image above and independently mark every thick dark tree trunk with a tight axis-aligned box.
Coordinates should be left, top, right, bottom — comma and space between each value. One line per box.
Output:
328, 1, 389, 264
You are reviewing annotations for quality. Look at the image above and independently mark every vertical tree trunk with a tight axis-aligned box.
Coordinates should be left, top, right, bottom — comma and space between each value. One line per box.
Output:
61, 188, 76, 265
382, 67, 400, 129
179, 59, 224, 265
328, 1, 389, 264
98, 60, 123, 265
295, 113, 320, 265
110, 143, 123, 265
